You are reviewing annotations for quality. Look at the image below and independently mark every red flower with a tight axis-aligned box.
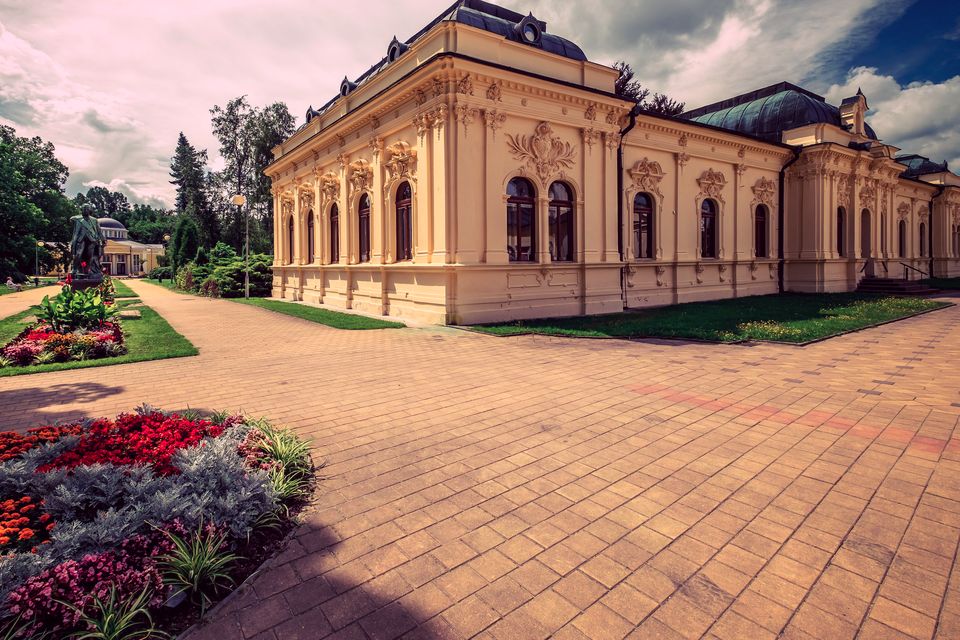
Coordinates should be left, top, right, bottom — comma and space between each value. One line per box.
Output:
80, 261, 87, 268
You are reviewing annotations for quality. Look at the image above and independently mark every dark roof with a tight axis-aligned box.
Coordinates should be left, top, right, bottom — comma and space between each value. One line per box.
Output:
896, 154, 948, 178
304, 0, 586, 124
680, 82, 879, 143
97, 217, 125, 230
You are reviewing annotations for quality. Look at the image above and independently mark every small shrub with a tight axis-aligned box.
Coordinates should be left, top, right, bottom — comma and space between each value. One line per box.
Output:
175, 263, 195, 292
60, 584, 167, 640
148, 267, 172, 280
198, 277, 220, 298
37, 286, 118, 333
159, 526, 237, 616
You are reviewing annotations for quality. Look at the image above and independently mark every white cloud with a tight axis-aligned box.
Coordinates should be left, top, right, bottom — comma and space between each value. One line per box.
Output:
826, 67, 960, 167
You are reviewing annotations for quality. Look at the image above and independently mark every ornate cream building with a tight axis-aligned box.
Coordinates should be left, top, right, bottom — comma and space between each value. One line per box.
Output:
266, 0, 960, 324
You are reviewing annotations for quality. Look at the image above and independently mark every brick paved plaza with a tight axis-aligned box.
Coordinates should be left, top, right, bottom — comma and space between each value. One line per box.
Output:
2, 281, 960, 639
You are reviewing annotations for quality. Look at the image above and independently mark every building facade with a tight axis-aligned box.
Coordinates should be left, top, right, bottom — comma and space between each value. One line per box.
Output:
266, 0, 960, 324
99, 218, 165, 277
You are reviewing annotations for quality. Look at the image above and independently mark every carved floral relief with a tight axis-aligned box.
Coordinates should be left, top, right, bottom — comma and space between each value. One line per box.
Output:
506, 122, 576, 186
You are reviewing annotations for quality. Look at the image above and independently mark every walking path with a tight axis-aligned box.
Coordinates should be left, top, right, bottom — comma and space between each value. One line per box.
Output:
2, 280, 960, 639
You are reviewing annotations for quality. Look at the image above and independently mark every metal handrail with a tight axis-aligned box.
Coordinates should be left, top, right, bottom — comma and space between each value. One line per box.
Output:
899, 261, 929, 279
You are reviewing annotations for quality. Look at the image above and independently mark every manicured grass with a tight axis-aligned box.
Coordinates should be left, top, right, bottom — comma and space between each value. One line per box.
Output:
924, 277, 960, 290
232, 298, 405, 330
0, 299, 198, 377
470, 293, 949, 344
0, 282, 57, 296
111, 279, 137, 298
144, 278, 178, 291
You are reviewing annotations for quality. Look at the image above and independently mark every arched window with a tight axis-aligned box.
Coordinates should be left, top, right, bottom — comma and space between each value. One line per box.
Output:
507, 177, 536, 262
898, 220, 906, 258
881, 213, 887, 254
919, 222, 927, 257
306, 211, 315, 263
700, 199, 717, 259
396, 181, 412, 261
633, 193, 654, 259
358, 194, 371, 263
287, 217, 294, 265
548, 182, 574, 262
330, 204, 340, 264
755, 205, 769, 258
837, 207, 846, 257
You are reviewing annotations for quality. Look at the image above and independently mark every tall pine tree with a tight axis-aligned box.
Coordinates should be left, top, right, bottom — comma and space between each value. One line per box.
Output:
169, 133, 219, 247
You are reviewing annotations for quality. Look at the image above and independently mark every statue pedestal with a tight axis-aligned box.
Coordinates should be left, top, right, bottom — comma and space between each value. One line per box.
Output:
70, 274, 103, 291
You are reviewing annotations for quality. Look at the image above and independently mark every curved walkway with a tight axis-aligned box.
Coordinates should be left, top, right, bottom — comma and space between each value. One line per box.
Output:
2, 281, 959, 639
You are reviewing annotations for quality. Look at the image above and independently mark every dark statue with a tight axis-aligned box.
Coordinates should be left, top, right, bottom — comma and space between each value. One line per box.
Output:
70, 203, 105, 288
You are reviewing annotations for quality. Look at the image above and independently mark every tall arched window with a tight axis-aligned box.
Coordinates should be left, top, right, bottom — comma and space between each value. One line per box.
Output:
755, 205, 769, 258
306, 211, 315, 263
633, 193, 654, 259
330, 204, 340, 264
507, 177, 536, 262
919, 222, 927, 257
548, 182, 574, 262
898, 220, 906, 258
396, 181, 412, 261
880, 213, 887, 254
700, 199, 717, 259
287, 217, 294, 265
837, 207, 846, 257
358, 194, 371, 263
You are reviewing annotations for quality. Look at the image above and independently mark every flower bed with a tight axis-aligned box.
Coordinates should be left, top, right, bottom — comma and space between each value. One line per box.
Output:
0, 279, 126, 370
0, 407, 314, 639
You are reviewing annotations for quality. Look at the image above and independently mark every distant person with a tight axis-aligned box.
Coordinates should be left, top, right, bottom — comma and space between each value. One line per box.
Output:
5, 277, 22, 292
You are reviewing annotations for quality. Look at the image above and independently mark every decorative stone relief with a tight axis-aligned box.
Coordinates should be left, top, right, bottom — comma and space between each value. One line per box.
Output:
837, 175, 852, 209
336, 153, 348, 171
769, 263, 776, 279
368, 136, 384, 157
750, 261, 759, 280
860, 183, 876, 211
348, 159, 373, 194
897, 202, 910, 220
454, 103, 479, 133
676, 152, 690, 168
604, 110, 618, 125
319, 173, 340, 203
751, 177, 776, 206
385, 141, 416, 181
697, 169, 727, 204
336, 134, 345, 148
581, 128, 599, 151
506, 122, 576, 186
414, 89, 427, 106
695, 262, 704, 284
432, 77, 445, 97
655, 265, 666, 287
604, 132, 621, 150
486, 81, 502, 102
584, 104, 597, 121
718, 263, 727, 282
627, 158, 665, 202
735, 163, 746, 178
456, 74, 474, 96
678, 134, 688, 148
484, 110, 507, 138
369, 114, 380, 129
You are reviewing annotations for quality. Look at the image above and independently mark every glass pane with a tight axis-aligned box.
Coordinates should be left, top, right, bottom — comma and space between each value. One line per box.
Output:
519, 204, 534, 261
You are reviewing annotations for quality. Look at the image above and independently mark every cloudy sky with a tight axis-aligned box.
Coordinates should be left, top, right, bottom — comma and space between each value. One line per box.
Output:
1, 0, 958, 208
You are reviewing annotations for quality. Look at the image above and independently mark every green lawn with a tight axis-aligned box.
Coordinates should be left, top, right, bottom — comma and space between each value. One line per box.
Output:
0, 299, 197, 377
924, 277, 960, 290
143, 278, 178, 291
112, 279, 137, 298
0, 281, 57, 296
470, 293, 949, 344
232, 298, 405, 330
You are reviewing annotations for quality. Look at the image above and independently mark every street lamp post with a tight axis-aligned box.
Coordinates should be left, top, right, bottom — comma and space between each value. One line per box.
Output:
161, 234, 171, 282
35, 240, 44, 287
231, 195, 249, 298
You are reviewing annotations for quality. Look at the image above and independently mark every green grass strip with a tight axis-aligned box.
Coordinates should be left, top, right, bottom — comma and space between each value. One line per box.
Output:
471, 293, 948, 344
0, 300, 198, 377
143, 278, 178, 291
231, 298, 405, 330
111, 279, 137, 298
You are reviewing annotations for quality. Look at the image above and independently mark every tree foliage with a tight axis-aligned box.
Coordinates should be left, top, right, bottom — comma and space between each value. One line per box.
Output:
209, 97, 294, 254
170, 133, 218, 247
614, 61, 686, 117
0, 125, 76, 279
171, 215, 200, 272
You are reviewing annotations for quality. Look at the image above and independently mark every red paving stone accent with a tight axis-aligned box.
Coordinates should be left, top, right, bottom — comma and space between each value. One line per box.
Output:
2, 281, 960, 639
